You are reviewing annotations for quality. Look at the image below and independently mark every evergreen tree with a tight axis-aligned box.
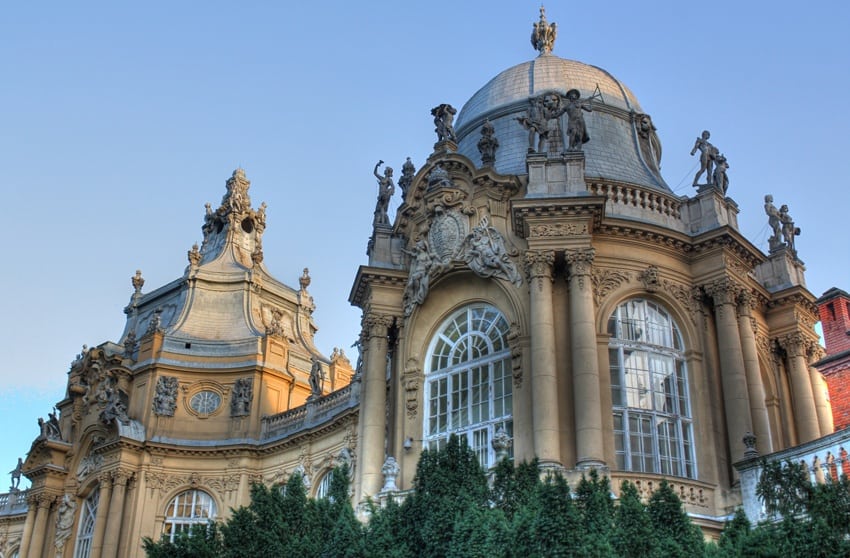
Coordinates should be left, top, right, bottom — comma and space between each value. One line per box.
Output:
646, 480, 705, 558
574, 470, 615, 557
142, 522, 223, 558
533, 474, 581, 557
611, 481, 655, 558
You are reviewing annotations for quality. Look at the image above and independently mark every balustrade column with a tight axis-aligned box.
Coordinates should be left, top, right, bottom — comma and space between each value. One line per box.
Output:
808, 345, 834, 435
566, 248, 605, 466
779, 333, 820, 442
26, 493, 54, 558
89, 474, 113, 558
357, 313, 394, 500
101, 470, 132, 558
737, 292, 772, 454
524, 250, 561, 467
705, 278, 753, 462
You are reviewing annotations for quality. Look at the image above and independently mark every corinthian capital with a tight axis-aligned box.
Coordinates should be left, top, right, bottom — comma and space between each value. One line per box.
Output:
112, 468, 134, 487
361, 313, 395, 340
777, 332, 813, 358
565, 248, 595, 277
523, 250, 554, 279
703, 277, 744, 307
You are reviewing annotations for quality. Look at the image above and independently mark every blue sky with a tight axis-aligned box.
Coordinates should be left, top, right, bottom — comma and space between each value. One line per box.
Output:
1, 1, 848, 489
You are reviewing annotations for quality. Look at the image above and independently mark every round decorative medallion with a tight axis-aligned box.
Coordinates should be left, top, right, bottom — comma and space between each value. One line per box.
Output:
189, 390, 221, 415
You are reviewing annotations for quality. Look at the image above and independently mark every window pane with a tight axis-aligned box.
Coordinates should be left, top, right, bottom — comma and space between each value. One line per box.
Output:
609, 299, 693, 479
424, 305, 513, 469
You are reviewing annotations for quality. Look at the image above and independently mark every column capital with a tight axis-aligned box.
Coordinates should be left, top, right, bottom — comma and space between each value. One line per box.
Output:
361, 313, 395, 341
111, 468, 134, 487
98, 472, 114, 488
35, 493, 56, 510
523, 250, 555, 279
703, 276, 745, 307
776, 332, 813, 357
564, 248, 595, 277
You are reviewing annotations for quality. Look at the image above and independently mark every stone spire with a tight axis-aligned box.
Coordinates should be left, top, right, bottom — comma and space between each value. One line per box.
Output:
531, 6, 557, 55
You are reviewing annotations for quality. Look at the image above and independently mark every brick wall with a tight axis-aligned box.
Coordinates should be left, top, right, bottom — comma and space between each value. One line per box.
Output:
818, 288, 850, 355
826, 365, 850, 431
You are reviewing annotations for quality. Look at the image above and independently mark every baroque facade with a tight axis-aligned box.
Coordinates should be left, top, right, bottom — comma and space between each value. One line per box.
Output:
0, 9, 835, 557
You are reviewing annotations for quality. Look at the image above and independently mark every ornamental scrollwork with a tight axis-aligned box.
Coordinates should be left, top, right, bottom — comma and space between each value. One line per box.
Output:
592, 268, 630, 306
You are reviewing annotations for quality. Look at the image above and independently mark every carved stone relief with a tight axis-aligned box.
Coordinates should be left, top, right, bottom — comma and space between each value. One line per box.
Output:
457, 216, 522, 287
592, 268, 631, 306
231, 377, 253, 417
153, 376, 178, 416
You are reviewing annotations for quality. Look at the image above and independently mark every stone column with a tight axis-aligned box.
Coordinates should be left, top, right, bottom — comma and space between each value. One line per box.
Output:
17, 494, 37, 558
26, 493, 54, 558
705, 278, 753, 462
808, 344, 834, 436
779, 333, 820, 443
101, 470, 132, 558
89, 474, 113, 558
737, 292, 772, 455
357, 313, 394, 500
523, 250, 561, 468
566, 248, 605, 466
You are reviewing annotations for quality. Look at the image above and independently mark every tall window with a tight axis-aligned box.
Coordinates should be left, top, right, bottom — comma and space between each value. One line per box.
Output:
424, 304, 513, 468
314, 472, 333, 499
608, 299, 695, 478
73, 490, 98, 558
162, 490, 216, 542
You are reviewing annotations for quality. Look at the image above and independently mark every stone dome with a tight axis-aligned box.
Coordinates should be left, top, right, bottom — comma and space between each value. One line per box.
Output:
454, 53, 670, 191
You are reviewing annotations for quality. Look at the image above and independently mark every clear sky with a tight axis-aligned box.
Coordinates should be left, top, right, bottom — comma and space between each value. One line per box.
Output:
1, 1, 848, 490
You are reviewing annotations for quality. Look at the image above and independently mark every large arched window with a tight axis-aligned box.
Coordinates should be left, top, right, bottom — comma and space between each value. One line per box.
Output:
424, 304, 513, 468
608, 299, 695, 478
162, 489, 217, 542
73, 490, 98, 558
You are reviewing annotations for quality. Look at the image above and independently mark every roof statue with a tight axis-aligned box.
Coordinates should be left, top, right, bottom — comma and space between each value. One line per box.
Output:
477, 119, 499, 166
431, 104, 457, 143
372, 160, 395, 227
764, 195, 783, 252
690, 130, 720, 188
398, 157, 415, 202
531, 6, 557, 55
564, 88, 592, 151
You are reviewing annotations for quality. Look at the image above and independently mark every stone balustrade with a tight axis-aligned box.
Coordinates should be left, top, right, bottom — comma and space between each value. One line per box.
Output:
610, 472, 714, 511
261, 380, 360, 441
0, 489, 28, 516
588, 181, 683, 222
736, 427, 850, 523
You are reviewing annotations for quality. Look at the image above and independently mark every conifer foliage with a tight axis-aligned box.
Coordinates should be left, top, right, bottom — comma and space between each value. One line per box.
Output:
144, 436, 714, 557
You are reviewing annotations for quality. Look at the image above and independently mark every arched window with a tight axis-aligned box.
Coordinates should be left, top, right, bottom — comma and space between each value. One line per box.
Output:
608, 299, 695, 478
162, 489, 216, 542
424, 304, 513, 468
314, 472, 333, 499
73, 490, 98, 558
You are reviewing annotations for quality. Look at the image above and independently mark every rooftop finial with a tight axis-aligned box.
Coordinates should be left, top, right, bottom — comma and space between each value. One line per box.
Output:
531, 6, 557, 55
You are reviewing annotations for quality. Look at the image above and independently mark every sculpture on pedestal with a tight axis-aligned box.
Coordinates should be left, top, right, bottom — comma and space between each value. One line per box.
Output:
477, 119, 499, 166
690, 130, 719, 187
431, 104, 457, 143
564, 88, 592, 151
372, 160, 395, 227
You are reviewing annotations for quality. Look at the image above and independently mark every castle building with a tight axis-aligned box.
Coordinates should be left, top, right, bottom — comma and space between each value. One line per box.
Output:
0, 9, 834, 557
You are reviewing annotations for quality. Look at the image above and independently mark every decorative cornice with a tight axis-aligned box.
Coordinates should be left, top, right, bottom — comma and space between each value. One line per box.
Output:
512, 198, 605, 239
348, 266, 408, 309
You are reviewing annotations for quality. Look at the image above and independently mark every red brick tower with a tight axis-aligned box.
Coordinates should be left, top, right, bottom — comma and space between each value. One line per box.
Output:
815, 288, 850, 430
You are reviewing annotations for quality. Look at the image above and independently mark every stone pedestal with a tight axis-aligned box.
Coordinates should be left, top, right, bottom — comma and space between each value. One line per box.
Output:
526, 152, 586, 197
754, 247, 806, 292
684, 187, 739, 234
367, 225, 403, 268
